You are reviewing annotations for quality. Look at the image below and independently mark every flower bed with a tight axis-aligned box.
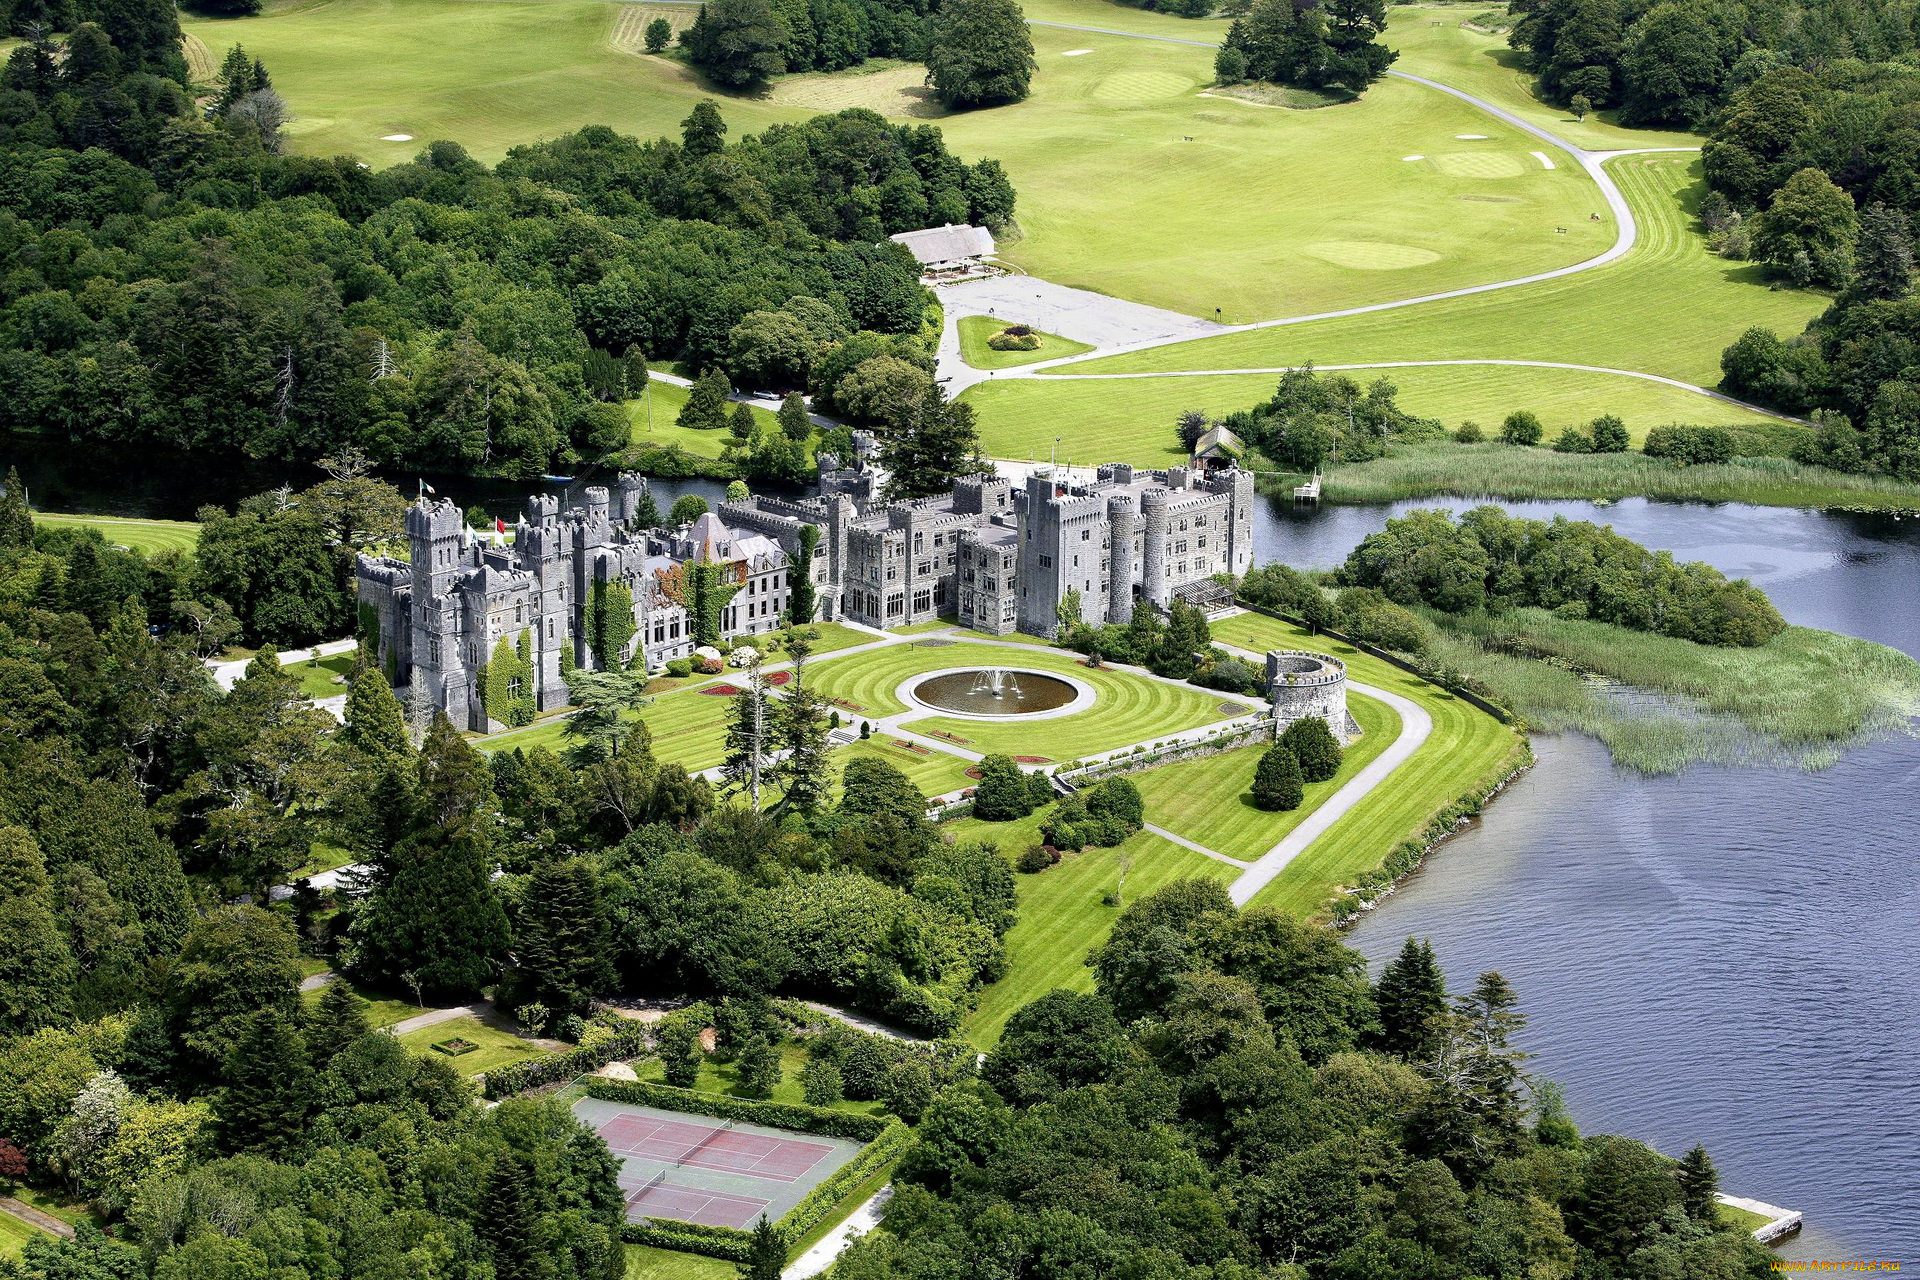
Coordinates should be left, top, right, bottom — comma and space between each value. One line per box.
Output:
699, 671, 794, 696
432, 1038, 477, 1056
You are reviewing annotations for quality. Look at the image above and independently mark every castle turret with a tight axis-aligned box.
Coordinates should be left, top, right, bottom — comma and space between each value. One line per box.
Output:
1107, 493, 1137, 624
616, 473, 650, 526
1140, 487, 1169, 609
581, 485, 610, 525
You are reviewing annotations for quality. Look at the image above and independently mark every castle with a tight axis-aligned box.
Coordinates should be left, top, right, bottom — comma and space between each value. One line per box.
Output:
356, 442, 1256, 731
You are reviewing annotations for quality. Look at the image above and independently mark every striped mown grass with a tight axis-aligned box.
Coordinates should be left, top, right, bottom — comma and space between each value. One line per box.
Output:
1068, 156, 1828, 393
950, 812, 1236, 1047
33, 512, 201, 555
1133, 692, 1401, 861
1210, 611, 1525, 919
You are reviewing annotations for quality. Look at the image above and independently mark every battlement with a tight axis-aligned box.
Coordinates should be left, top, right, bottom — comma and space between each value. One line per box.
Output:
1266, 650, 1345, 688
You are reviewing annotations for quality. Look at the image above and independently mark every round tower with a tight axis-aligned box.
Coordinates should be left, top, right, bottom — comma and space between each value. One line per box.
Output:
1140, 488, 1169, 609
1107, 494, 1137, 624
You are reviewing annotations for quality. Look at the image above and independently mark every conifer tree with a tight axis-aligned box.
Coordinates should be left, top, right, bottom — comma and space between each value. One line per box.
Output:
778, 391, 812, 443
1250, 744, 1302, 811
633, 486, 661, 530
679, 368, 733, 431
341, 665, 409, 763
721, 659, 774, 809
307, 979, 370, 1070
480, 1150, 539, 1280
1279, 716, 1343, 783
509, 858, 615, 1022
623, 343, 651, 394
772, 641, 831, 813
1676, 1143, 1721, 1224
0, 825, 76, 1036
1372, 935, 1446, 1060
0, 466, 33, 547
657, 1015, 703, 1088
215, 1008, 312, 1156
742, 1215, 785, 1280
786, 523, 820, 625
728, 402, 756, 444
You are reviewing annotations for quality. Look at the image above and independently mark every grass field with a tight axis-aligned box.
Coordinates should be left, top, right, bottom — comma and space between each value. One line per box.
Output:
625, 1244, 737, 1280
32, 512, 200, 555
0, 1210, 45, 1261
285, 652, 357, 699
187, 0, 1605, 320
950, 812, 1236, 1046
1133, 691, 1400, 860
1069, 156, 1827, 389
805, 639, 1248, 759
965, 364, 1798, 465
396, 1015, 550, 1078
302, 976, 426, 1030
626, 380, 782, 459
482, 679, 736, 769
834, 735, 978, 797
1715, 1201, 1774, 1234
958, 315, 1095, 370
1210, 611, 1524, 917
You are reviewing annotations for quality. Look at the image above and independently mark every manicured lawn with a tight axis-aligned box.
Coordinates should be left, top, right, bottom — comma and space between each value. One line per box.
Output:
1133, 691, 1400, 860
1071, 156, 1827, 392
952, 815, 1236, 1046
32, 512, 200, 554
957, 315, 1093, 370
965, 361, 1798, 466
294, 839, 358, 879
630, 1039, 886, 1116
834, 736, 978, 798
1209, 612, 1524, 918
625, 1244, 738, 1280
806, 639, 1247, 760
301, 976, 427, 1030
188, 0, 1602, 320
1716, 1201, 1773, 1234
625, 380, 782, 458
481, 680, 735, 770
396, 1016, 550, 1078
284, 652, 357, 700
0, 1209, 44, 1261
790, 621, 881, 656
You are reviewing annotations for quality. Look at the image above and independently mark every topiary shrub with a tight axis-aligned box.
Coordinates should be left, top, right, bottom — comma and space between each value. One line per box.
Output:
1279, 716, 1343, 783
987, 324, 1042, 352
666, 657, 693, 678
1251, 743, 1303, 811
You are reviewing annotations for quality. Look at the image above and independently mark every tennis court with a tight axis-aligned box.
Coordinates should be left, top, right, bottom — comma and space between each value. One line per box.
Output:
573, 1097, 865, 1230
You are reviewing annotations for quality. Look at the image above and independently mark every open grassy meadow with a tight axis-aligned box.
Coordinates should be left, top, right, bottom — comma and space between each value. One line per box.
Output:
964, 362, 1798, 465
1070, 156, 1826, 389
625, 379, 781, 459
957, 316, 1093, 370
32, 512, 200, 554
950, 811, 1236, 1046
1210, 611, 1526, 917
285, 651, 358, 700
1133, 691, 1400, 860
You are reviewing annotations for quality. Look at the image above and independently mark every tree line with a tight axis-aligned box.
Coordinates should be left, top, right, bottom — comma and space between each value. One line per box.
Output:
830, 886, 1774, 1279
0, 4, 1017, 482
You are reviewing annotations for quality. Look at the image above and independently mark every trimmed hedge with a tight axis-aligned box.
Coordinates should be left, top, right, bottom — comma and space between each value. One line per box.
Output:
482, 1025, 650, 1100
582, 1078, 890, 1143
601, 1079, 910, 1263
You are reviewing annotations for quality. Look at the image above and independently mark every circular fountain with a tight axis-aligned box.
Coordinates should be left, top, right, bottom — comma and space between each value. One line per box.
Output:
904, 668, 1091, 718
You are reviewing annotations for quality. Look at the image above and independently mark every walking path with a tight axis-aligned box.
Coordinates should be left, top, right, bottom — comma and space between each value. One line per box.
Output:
784, 1185, 893, 1279
0, 1197, 73, 1240
208, 637, 358, 690
1142, 822, 1244, 867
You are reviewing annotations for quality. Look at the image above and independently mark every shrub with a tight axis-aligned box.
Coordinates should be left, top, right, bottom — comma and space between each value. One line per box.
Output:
665, 658, 693, 678
972, 753, 1037, 820
801, 1058, 844, 1107
1250, 743, 1303, 811
584, 1078, 891, 1142
986, 326, 1042, 352
1335, 587, 1430, 654
1643, 425, 1736, 465
1195, 653, 1259, 693
1552, 427, 1594, 453
1279, 717, 1343, 783
1501, 410, 1544, 445
1589, 414, 1630, 452
1454, 421, 1484, 443
1215, 44, 1248, 84
1016, 844, 1057, 873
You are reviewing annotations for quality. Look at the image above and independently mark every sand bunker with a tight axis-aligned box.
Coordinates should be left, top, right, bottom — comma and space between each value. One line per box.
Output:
1531, 150, 1556, 169
1403, 154, 1425, 161
1455, 133, 1488, 139
1062, 49, 1093, 55
380, 134, 413, 141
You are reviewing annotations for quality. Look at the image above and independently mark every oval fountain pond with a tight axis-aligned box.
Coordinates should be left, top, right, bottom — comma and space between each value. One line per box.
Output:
910, 669, 1079, 716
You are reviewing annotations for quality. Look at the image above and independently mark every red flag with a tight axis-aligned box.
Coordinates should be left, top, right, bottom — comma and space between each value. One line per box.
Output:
495, 517, 506, 534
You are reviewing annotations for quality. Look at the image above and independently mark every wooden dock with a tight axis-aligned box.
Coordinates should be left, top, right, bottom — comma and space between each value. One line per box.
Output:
1292, 472, 1322, 505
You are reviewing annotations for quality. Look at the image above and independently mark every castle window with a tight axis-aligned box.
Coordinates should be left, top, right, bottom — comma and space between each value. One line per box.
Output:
1197, 535, 1207, 548
515, 604, 523, 623
1038, 554, 1053, 569
886, 566, 897, 581
1175, 540, 1188, 554
508, 676, 523, 698
1081, 529, 1091, 541
913, 590, 931, 613
1194, 515, 1207, 527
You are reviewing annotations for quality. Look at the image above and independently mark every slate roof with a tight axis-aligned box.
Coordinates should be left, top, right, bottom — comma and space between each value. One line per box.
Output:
888, 223, 996, 265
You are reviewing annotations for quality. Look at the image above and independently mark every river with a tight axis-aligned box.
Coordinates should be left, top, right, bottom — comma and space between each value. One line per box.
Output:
10, 435, 1918, 1260
1267, 496, 1920, 1265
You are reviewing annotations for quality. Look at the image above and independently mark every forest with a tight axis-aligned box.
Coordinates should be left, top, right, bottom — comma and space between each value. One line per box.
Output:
0, 0, 1016, 480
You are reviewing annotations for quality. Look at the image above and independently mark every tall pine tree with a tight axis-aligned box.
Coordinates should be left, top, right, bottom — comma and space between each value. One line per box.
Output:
306, 979, 370, 1071
1675, 1143, 1721, 1224
1372, 935, 1446, 1060
214, 1008, 312, 1155
479, 1150, 540, 1280
0, 825, 76, 1036
772, 640, 831, 813
508, 858, 615, 1023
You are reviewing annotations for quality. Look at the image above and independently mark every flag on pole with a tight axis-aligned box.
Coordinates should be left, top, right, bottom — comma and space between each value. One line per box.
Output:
495, 517, 506, 534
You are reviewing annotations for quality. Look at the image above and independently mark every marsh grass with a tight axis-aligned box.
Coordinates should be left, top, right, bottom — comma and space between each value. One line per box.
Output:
1422, 608, 1920, 772
1303, 444, 1920, 512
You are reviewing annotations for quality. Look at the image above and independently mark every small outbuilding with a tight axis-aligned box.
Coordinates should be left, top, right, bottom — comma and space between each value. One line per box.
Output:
888, 223, 997, 271
1190, 424, 1245, 472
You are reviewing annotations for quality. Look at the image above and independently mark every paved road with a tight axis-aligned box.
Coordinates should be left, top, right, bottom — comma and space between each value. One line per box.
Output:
1219, 674, 1434, 906
208, 637, 359, 691
0, 1197, 73, 1240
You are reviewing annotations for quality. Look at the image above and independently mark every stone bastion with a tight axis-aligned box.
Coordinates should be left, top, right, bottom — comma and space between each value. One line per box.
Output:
1263, 650, 1359, 743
